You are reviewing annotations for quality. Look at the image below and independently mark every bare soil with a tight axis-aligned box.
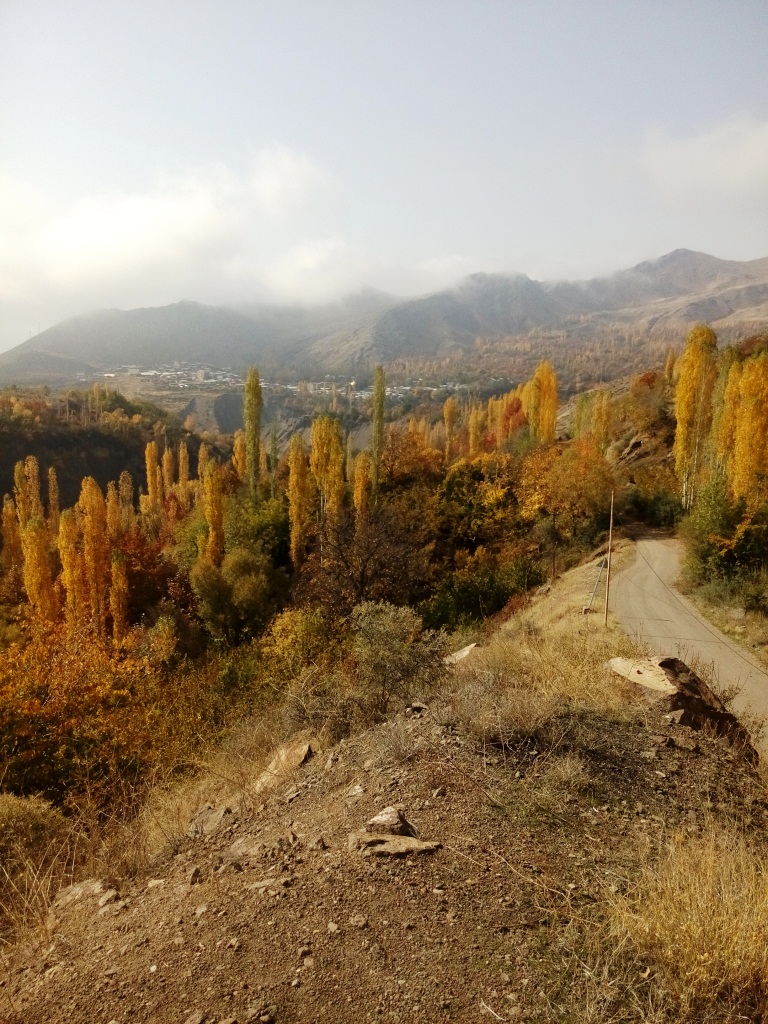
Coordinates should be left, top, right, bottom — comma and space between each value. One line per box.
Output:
3, 691, 765, 1024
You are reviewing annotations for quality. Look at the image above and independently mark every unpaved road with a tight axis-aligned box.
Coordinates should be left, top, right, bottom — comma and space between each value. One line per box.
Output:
611, 535, 768, 743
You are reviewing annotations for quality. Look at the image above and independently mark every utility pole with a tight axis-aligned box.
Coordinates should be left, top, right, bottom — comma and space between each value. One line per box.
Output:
604, 488, 614, 627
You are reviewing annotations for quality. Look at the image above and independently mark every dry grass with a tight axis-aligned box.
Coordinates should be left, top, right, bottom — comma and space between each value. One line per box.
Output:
446, 620, 643, 750
0, 794, 80, 941
607, 823, 768, 1021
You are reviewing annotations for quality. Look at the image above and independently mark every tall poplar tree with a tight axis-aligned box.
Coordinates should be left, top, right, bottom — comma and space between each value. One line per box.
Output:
370, 366, 385, 499
244, 366, 263, 495
288, 433, 311, 568
673, 324, 718, 509
732, 353, 768, 504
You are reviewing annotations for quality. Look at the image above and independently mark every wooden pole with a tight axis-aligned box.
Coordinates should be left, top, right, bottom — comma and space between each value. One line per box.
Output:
604, 488, 614, 627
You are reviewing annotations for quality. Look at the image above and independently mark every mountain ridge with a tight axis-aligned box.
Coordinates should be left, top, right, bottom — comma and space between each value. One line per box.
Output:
2, 249, 767, 384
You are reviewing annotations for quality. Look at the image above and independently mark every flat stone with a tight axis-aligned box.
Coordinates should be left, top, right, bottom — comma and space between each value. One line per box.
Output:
187, 804, 236, 839
348, 832, 442, 857
609, 657, 677, 694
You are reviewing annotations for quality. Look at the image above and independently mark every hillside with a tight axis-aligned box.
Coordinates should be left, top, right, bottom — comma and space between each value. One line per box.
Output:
4, 558, 766, 1024
1, 250, 768, 386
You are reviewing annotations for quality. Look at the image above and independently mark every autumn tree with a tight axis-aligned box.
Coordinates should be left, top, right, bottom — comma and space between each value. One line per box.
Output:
370, 365, 385, 499
310, 415, 344, 522
110, 551, 129, 647
145, 440, 160, 514
202, 462, 225, 566
443, 395, 456, 465
674, 324, 718, 509
244, 366, 263, 495
525, 361, 558, 444
47, 467, 60, 538
177, 441, 190, 512
353, 451, 371, 517
232, 430, 247, 485
79, 477, 110, 637
1, 497, 22, 578
20, 518, 58, 622
288, 433, 311, 568
59, 509, 86, 631
731, 353, 768, 504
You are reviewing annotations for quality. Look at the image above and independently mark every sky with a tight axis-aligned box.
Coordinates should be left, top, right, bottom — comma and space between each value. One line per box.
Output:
1, 0, 767, 352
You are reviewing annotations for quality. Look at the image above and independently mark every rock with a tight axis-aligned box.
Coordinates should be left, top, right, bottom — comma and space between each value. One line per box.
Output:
657, 657, 758, 763
183, 1012, 206, 1024
98, 889, 119, 908
252, 734, 316, 796
609, 657, 677, 694
348, 832, 442, 857
365, 806, 417, 837
445, 643, 478, 665
226, 838, 265, 865
327, 921, 339, 934
188, 804, 236, 839
307, 834, 328, 851
188, 865, 204, 885
53, 878, 104, 911
146, 878, 166, 890
350, 914, 368, 929
612, 656, 758, 763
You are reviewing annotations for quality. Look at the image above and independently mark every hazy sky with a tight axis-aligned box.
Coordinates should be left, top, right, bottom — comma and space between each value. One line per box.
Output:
1, 1, 767, 351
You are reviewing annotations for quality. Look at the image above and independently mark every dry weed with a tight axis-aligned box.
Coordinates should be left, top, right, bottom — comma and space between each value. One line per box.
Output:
0, 794, 81, 940
446, 621, 642, 749
607, 823, 768, 1020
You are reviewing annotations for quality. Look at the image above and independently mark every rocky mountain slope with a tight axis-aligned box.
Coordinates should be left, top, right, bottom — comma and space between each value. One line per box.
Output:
1, 250, 767, 385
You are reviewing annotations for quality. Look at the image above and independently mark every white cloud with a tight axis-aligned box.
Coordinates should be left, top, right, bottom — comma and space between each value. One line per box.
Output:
0, 146, 338, 297
642, 114, 768, 202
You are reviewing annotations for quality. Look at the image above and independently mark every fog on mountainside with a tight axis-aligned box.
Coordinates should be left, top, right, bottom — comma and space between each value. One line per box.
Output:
1, 249, 768, 388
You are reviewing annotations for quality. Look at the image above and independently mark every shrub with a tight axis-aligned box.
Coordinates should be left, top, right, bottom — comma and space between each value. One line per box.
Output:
422, 550, 543, 628
351, 601, 448, 718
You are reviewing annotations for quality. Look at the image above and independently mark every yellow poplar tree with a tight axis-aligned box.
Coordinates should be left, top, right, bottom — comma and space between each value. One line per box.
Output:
106, 480, 121, 540
59, 509, 86, 631
353, 451, 371, 517
232, 430, 247, 484
47, 466, 60, 539
145, 441, 160, 513
162, 446, 175, 496
288, 433, 311, 567
443, 396, 456, 465
527, 361, 558, 444
118, 471, 135, 533
177, 441, 190, 512
79, 476, 110, 637
110, 551, 129, 647
310, 415, 344, 522
673, 324, 718, 508
370, 366, 385, 498
20, 518, 58, 622
732, 354, 768, 503
244, 366, 263, 494
202, 462, 225, 566
1, 497, 22, 576
714, 360, 742, 478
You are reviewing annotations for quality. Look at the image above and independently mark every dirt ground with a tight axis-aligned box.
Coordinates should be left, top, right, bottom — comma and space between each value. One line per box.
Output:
3, 685, 764, 1024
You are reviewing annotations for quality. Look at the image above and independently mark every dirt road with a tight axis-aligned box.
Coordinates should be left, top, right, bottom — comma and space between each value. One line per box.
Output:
611, 535, 768, 741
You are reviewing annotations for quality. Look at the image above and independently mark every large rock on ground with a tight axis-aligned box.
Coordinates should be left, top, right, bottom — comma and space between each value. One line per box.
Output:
610, 655, 758, 764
